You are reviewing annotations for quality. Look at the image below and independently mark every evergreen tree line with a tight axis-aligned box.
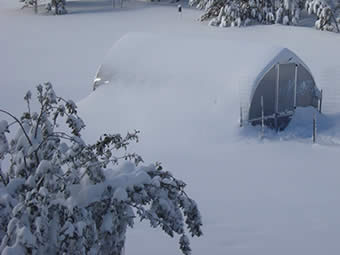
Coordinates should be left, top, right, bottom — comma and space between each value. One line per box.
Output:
190, 0, 340, 32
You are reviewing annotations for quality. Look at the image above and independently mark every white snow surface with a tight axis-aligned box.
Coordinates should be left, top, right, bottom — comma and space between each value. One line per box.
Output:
1, 0, 340, 254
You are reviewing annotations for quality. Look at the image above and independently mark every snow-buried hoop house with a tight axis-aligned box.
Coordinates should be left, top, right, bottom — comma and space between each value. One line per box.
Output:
243, 48, 322, 130
93, 34, 322, 131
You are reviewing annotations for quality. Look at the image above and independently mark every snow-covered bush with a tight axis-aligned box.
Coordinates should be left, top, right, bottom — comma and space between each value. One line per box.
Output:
20, 0, 35, 7
190, 0, 340, 31
20, 0, 67, 15
0, 83, 202, 255
46, 0, 67, 15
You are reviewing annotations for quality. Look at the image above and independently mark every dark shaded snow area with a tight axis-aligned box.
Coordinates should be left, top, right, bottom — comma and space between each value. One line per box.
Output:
241, 107, 340, 145
1, 0, 340, 254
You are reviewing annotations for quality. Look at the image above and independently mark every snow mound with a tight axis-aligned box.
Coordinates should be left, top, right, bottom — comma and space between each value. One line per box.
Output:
283, 107, 340, 144
93, 33, 315, 120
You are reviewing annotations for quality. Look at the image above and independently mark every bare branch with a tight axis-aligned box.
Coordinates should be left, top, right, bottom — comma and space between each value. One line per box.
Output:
0, 109, 33, 146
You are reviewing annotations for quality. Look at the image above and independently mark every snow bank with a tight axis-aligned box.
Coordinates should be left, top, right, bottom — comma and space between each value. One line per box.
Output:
282, 107, 340, 144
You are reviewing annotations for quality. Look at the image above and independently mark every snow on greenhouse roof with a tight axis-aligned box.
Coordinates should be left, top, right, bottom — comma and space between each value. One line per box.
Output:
93, 33, 314, 104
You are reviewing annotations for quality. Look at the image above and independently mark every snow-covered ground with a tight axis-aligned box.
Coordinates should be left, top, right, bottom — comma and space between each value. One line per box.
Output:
1, 0, 340, 254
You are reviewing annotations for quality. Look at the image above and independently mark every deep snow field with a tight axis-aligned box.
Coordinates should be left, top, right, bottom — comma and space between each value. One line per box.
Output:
1, 0, 340, 254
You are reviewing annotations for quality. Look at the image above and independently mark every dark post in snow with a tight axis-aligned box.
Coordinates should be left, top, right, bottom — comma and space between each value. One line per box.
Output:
239, 106, 243, 127
294, 64, 298, 109
313, 112, 316, 143
274, 64, 280, 132
178, 5, 182, 17
112, 0, 115, 9
261, 96, 264, 137
319, 89, 323, 113
54, 0, 59, 15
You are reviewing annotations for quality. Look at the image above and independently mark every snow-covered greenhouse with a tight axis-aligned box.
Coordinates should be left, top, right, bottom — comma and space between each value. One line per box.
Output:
93, 33, 322, 131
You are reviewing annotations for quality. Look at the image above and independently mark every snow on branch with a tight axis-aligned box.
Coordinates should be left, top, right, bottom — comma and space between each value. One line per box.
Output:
0, 83, 202, 255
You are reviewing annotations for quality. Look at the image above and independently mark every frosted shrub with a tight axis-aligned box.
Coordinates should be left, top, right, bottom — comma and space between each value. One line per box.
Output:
0, 83, 202, 255
46, 0, 67, 15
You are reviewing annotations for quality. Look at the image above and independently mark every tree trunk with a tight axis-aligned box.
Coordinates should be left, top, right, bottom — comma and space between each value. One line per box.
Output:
330, 10, 340, 32
55, 1, 59, 15
34, 0, 38, 14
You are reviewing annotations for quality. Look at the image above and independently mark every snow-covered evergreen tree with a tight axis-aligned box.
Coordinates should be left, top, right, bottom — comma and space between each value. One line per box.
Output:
0, 83, 202, 255
306, 0, 340, 31
190, 0, 339, 31
46, 0, 67, 15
